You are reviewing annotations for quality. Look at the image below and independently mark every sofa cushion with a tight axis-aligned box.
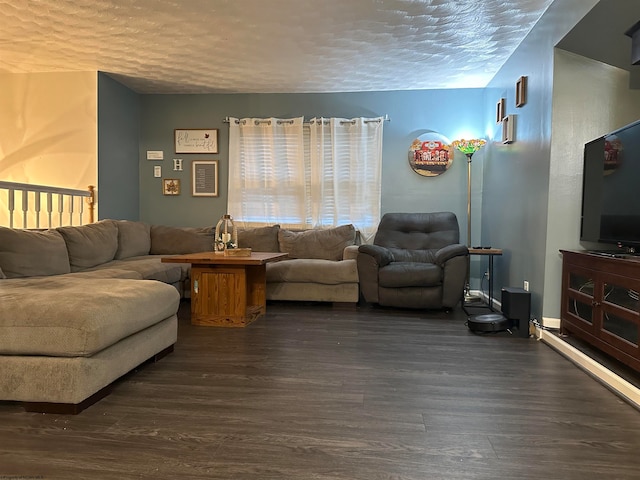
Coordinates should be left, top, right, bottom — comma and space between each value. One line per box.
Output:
278, 224, 356, 261
378, 262, 442, 288
0, 227, 71, 278
237, 225, 280, 252
0, 276, 180, 357
114, 220, 151, 259
62, 269, 143, 280
150, 225, 214, 254
267, 258, 358, 285
57, 220, 119, 272
88, 257, 184, 284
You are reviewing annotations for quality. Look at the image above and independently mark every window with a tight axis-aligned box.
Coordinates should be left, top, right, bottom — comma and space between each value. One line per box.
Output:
228, 116, 383, 242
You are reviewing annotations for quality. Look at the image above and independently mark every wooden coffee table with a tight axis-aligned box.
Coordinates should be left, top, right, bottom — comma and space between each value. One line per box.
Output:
162, 252, 288, 327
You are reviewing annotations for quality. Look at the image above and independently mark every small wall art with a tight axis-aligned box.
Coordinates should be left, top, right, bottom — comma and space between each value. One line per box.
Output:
516, 76, 527, 107
192, 160, 219, 197
162, 178, 181, 195
502, 115, 515, 144
496, 98, 506, 123
175, 129, 218, 154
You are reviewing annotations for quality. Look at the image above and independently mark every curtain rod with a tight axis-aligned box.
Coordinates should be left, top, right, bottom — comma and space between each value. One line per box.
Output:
223, 114, 390, 124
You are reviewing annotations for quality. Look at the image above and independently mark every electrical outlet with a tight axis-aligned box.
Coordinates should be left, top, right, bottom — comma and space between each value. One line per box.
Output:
523, 280, 530, 291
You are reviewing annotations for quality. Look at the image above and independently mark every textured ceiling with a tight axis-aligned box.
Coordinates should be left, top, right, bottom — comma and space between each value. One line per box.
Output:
0, 0, 555, 94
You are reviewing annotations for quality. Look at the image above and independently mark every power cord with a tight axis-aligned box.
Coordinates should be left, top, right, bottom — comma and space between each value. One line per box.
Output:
530, 317, 560, 333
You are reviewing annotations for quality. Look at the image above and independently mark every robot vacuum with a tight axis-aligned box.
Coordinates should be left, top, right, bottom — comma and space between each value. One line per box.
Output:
467, 313, 512, 333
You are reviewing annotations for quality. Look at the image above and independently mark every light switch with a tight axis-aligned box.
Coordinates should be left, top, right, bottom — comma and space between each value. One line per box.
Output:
154, 166, 162, 177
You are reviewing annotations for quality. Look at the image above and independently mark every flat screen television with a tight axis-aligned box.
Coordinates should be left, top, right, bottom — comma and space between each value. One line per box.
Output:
581, 119, 640, 251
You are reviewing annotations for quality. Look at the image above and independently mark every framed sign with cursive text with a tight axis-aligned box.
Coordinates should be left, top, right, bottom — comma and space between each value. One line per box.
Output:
174, 129, 218, 154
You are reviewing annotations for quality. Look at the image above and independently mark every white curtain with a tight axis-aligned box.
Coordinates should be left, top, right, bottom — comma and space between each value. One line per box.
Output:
228, 116, 383, 239
228, 117, 306, 228
309, 117, 383, 242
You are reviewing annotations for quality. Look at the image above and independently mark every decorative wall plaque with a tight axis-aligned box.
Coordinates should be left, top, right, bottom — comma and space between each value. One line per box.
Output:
408, 132, 453, 177
175, 129, 218, 153
516, 76, 527, 107
192, 160, 219, 197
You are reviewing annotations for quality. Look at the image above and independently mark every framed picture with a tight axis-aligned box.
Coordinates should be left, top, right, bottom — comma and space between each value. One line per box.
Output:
175, 129, 218, 154
496, 98, 506, 123
192, 160, 219, 197
516, 76, 527, 107
502, 115, 514, 144
162, 178, 180, 195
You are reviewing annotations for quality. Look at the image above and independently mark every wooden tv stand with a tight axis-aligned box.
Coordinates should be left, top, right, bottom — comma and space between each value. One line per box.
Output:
560, 250, 640, 373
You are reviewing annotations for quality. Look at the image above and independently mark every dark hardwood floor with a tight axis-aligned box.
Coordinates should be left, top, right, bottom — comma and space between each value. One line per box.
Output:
1, 300, 640, 479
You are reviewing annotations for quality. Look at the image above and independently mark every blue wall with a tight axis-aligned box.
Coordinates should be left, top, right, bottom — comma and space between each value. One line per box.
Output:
481, 0, 599, 319
139, 89, 484, 240
96, 0, 638, 323
97, 73, 141, 220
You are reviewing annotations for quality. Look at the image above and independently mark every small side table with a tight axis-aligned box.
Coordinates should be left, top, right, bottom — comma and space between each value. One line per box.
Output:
463, 248, 503, 314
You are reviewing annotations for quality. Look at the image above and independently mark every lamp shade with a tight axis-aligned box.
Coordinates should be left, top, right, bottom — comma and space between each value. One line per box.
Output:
452, 139, 486, 157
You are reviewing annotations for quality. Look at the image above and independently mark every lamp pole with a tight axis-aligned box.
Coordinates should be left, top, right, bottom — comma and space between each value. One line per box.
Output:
467, 153, 472, 248
452, 139, 487, 301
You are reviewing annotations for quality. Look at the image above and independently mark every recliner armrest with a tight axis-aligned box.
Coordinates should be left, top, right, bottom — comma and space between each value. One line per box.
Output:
435, 244, 469, 265
358, 244, 394, 267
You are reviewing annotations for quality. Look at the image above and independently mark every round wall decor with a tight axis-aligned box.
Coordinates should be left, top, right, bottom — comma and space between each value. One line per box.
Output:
408, 132, 453, 177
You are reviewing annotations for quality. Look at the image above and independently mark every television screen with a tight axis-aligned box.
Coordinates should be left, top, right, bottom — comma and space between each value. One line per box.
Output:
581, 119, 640, 249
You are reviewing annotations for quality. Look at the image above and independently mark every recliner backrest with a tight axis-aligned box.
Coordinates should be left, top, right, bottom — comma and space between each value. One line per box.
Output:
373, 212, 460, 250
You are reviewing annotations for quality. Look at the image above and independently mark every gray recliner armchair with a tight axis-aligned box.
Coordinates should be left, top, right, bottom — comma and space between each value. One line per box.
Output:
357, 212, 468, 310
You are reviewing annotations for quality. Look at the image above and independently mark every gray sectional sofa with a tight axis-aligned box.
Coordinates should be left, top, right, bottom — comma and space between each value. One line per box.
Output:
253, 224, 360, 303
0, 219, 359, 413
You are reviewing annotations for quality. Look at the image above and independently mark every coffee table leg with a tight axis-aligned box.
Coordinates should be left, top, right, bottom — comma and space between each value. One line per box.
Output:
190, 264, 266, 327
246, 264, 267, 316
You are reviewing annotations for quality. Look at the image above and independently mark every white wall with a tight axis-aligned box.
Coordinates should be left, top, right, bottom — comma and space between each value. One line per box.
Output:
0, 71, 97, 226
543, 49, 640, 320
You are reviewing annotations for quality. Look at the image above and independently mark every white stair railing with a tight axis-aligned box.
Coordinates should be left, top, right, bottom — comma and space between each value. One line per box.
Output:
0, 181, 95, 229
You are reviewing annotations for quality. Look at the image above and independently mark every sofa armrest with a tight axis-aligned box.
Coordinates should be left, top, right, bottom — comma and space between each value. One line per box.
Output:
435, 244, 469, 265
358, 244, 394, 267
343, 245, 360, 261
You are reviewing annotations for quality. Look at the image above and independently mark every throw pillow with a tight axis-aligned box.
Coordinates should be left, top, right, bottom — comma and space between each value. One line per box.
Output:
0, 226, 71, 278
57, 220, 119, 272
278, 224, 356, 261
150, 225, 215, 254
114, 220, 151, 259
237, 225, 280, 252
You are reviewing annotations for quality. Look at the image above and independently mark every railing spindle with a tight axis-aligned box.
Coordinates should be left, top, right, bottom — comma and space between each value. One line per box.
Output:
79, 194, 85, 225
22, 190, 29, 229
8, 189, 15, 228
69, 195, 75, 225
34, 192, 41, 229
47, 192, 53, 228
58, 193, 64, 226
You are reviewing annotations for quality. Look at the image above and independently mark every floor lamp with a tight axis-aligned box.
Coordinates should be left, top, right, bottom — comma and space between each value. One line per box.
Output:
452, 138, 487, 301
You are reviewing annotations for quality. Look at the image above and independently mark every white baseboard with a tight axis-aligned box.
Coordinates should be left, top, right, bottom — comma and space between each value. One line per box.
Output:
537, 327, 640, 410
542, 316, 561, 329
469, 289, 501, 310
